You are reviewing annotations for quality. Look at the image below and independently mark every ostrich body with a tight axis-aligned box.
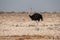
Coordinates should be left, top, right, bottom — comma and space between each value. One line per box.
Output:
29, 13, 43, 21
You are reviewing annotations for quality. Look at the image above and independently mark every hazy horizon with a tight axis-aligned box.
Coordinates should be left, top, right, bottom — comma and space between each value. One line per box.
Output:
0, 0, 60, 12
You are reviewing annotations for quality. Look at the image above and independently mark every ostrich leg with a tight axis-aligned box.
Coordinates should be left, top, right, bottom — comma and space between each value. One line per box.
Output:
35, 21, 40, 31
36, 21, 38, 26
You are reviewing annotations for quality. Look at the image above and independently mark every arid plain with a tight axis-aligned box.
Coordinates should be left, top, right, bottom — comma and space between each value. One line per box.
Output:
0, 12, 60, 40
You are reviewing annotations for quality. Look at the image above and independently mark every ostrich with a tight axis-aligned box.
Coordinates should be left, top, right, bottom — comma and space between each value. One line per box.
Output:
29, 13, 43, 21
29, 13, 43, 25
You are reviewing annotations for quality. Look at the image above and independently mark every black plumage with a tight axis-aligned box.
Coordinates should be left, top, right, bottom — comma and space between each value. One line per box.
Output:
29, 13, 43, 21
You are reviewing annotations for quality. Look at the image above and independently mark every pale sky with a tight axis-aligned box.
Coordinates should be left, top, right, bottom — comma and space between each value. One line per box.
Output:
0, 0, 60, 12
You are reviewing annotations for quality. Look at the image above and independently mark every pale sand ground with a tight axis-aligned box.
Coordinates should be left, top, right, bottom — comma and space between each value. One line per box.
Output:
0, 12, 60, 40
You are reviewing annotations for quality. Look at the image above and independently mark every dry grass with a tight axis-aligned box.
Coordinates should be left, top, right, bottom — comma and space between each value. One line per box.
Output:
0, 35, 60, 40
0, 12, 60, 40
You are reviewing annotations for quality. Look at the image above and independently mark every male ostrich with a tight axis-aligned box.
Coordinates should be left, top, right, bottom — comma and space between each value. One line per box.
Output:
29, 13, 43, 21
29, 13, 43, 25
